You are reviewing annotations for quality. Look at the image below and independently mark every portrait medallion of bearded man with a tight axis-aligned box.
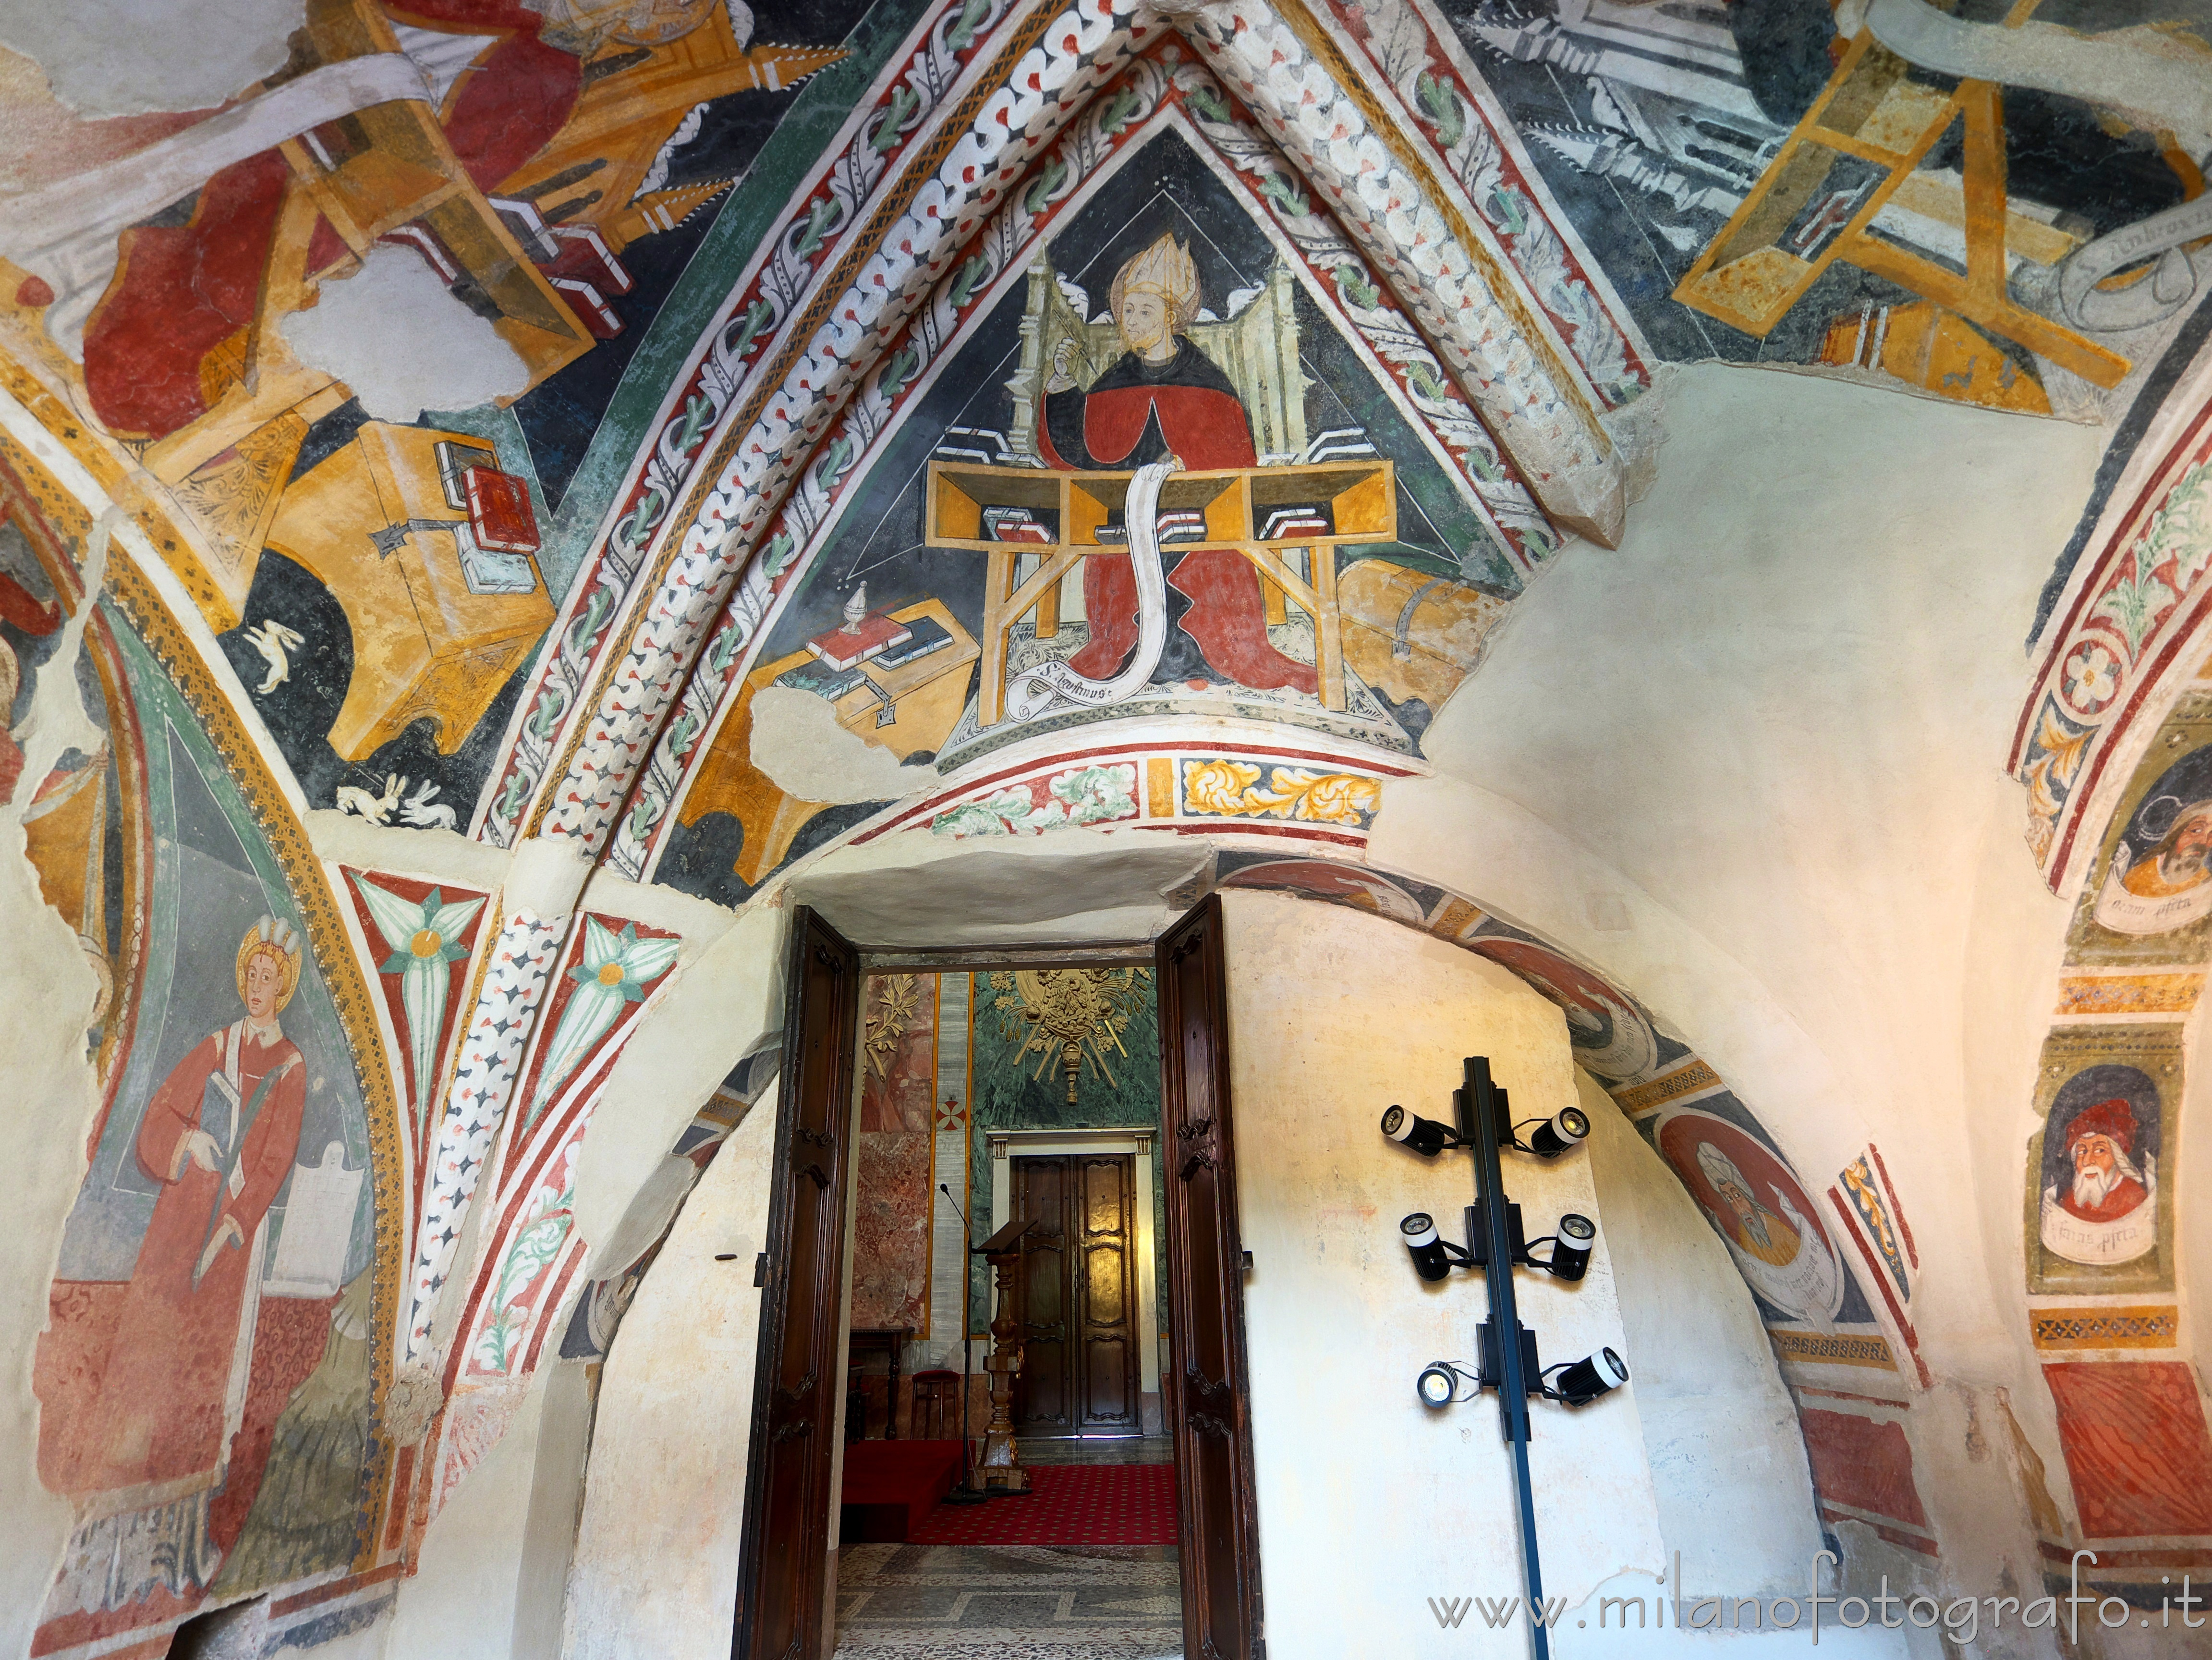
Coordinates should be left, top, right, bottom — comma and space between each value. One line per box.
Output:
2118, 802, 2212, 899
2040, 1094, 2158, 1266
1683, 1136, 1843, 1331
1037, 233, 1318, 696
2093, 780, 2212, 936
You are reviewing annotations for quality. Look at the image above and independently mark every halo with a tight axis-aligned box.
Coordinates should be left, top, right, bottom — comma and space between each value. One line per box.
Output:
235, 915, 303, 1013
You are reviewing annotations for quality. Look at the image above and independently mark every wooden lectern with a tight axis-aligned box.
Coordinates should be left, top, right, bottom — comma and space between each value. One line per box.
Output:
972, 1216, 1035, 1492
924, 459, 1396, 724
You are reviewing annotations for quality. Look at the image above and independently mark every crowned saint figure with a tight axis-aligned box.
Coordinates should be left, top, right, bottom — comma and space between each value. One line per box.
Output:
1038, 234, 1318, 695
49, 917, 309, 1610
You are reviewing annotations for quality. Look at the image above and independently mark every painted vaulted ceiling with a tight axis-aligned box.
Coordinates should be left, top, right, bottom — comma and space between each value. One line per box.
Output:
0, 0, 2204, 890
6, 1, 2212, 1644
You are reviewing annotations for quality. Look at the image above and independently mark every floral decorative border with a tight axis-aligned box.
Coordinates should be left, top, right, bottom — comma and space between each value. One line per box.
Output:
1179, 756, 1384, 829
2012, 399, 2212, 888
1318, 0, 1651, 409
844, 738, 1418, 847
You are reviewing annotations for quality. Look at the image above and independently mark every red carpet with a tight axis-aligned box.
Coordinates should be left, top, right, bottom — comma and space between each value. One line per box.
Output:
907, 1463, 1179, 1547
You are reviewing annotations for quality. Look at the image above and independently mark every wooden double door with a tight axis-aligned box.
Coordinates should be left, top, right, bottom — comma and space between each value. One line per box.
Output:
735, 900, 1263, 1660
1010, 1152, 1142, 1437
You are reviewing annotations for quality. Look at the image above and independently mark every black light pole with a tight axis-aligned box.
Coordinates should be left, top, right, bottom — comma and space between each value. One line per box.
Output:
1460, 1056, 1549, 1660
1385, 1058, 1621, 1660
937, 1182, 989, 1504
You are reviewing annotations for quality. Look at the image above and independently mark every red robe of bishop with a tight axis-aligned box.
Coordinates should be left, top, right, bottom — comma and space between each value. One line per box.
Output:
68, 1020, 306, 1499
1038, 340, 1318, 695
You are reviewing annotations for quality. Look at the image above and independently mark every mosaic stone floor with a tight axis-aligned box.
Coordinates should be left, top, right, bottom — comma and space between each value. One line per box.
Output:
1013, 1436, 1174, 1466
832, 1542, 1183, 1658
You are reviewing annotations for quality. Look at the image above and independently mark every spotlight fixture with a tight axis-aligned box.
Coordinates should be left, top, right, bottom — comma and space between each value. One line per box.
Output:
1550, 1347, 1629, 1408
1416, 1360, 1480, 1409
1400, 1212, 1457, 1282
1524, 1105, 1591, 1159
1378, 1059, 1625, 1660
1544, 1213, 1596, 1282
1381, 1104, 1460, 1157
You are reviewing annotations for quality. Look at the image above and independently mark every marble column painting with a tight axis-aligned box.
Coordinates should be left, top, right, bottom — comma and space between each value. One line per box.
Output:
852, 974, 937, 1335
932, 973, 975, 1358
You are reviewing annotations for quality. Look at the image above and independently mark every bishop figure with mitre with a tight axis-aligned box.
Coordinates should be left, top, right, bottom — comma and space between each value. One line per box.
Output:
1038, 234, 1317, 695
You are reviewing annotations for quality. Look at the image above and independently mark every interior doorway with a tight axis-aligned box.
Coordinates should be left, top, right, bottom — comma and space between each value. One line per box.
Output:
730, 900, 1264, 1660
1009, 1150, 1142, 1438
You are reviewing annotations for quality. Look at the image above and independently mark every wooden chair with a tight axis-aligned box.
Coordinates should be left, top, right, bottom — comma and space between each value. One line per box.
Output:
909, 1368, 962, 1440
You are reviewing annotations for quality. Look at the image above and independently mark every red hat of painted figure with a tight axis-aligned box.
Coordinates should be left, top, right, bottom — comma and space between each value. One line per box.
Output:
2066, 1098, 2136, 1152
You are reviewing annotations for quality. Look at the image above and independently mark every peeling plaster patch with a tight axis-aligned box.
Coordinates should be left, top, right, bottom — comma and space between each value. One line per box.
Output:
281, 246, 529, 423
0, 0, 305, 116
3, 507, 113, 831
748, 685, 938, 806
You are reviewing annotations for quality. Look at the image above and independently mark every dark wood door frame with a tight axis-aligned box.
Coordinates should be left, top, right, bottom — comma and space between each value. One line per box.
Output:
730, 920, 1264, 1660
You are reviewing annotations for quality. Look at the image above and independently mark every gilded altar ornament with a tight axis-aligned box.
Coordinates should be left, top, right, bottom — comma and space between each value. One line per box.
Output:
990, 968, 1151, 1103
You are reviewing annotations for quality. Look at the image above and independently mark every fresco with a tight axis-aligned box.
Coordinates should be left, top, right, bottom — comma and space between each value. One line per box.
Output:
653, 102, 1529, 903
2026, 1033, 2179, 1303
1440, 0, 2212, 424
2020, 690, 2201, 1314
419, 909, 684, 1528
0, 0, 862, 825
2066, 702, 2212, 963
2003, 637, 2212, 1578
1653, 1105, 1848, 1333
12, 0, 2212, 1625
24, 548, 395, 1650
2043, 1361, 2212, 1540
0, 453, 146, 1093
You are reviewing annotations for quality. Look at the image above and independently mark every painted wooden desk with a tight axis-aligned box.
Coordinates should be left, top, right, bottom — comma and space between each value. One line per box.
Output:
924, 459, 1396, 725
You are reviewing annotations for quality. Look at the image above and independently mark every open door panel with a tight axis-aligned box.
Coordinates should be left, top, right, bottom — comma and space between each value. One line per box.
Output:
733, 906, 860, 1660
1156, 894, 1265, 1659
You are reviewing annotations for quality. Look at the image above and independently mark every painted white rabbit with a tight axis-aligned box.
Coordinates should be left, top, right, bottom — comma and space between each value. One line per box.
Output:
400, 778, 457, 831
334, 773, 406, 824
242, 619, 304, 695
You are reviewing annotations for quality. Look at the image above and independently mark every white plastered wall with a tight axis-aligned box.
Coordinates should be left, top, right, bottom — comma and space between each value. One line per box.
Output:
562, 1087, 778, 1660
1221, 888, 1662, 1657
1378, 360, 2107, 1614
